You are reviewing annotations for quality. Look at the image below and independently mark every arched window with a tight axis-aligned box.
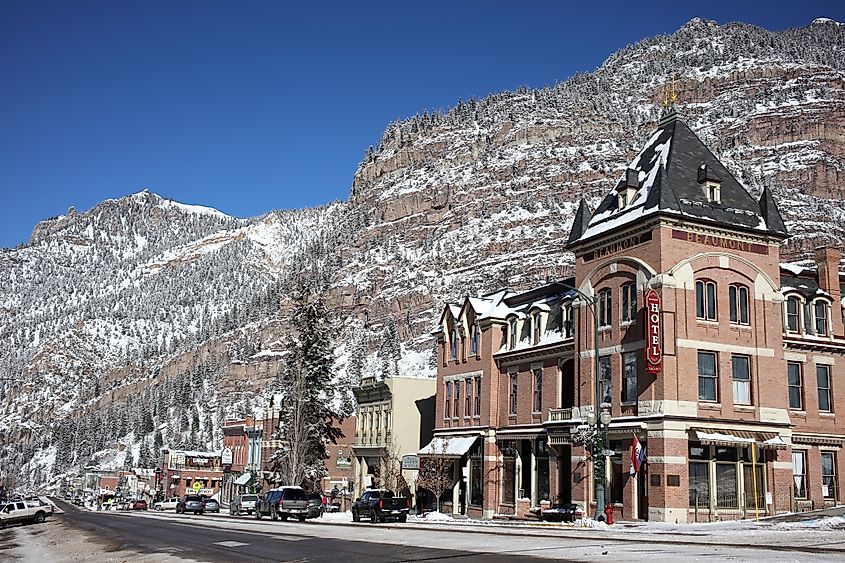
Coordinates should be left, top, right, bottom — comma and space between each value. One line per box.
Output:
509, 318, 518, 350
695, 280, 717, 320
785, 296, 801, 333
729, 284, 750, 325
598, 289, 612, 328
814, 300, 829, 336
621, 283, 637, 323
532, 311, 542, 344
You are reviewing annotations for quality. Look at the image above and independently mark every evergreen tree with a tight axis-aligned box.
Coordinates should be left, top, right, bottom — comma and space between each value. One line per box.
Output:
271, 291, 344, 488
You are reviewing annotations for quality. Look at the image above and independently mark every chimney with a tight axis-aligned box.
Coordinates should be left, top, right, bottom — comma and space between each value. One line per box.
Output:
815, 246, 843, 337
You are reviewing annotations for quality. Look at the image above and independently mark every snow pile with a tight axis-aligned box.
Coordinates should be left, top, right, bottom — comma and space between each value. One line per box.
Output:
418, 510, 455, 522
770, 516, 845, 531
574, 517, 610, 529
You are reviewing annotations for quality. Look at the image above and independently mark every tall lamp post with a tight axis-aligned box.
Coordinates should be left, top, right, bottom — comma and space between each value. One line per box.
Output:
562, 282, 608, 521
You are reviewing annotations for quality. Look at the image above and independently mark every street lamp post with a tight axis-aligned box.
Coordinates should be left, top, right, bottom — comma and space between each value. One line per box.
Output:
562, 282, 607, 521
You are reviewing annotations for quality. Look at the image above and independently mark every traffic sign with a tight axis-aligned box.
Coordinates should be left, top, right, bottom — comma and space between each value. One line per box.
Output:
192, 481, 202, 493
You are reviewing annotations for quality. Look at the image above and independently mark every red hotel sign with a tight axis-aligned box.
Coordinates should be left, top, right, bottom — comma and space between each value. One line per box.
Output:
645, 289, 662, 374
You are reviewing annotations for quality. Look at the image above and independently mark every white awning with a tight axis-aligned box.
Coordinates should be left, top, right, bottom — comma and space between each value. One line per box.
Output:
692, 429, 786, 449
419, 436, 478, 457
233, 472, 252, 486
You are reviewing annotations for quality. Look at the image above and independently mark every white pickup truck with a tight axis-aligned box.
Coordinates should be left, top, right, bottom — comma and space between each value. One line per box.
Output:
0, 500, 53, 527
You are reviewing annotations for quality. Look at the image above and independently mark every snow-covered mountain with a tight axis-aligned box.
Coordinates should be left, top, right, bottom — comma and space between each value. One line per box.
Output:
2, 17, 844, 490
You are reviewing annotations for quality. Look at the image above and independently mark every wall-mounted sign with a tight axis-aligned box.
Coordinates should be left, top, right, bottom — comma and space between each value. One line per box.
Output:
221, 447, 233, 465
645, 289, 662, 374
584, 230, 652, 262
401, 454, 420, 471
672, 229, 768, 255
336, 457, 352, 469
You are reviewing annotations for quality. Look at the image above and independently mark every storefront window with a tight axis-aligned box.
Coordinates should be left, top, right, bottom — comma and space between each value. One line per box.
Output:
470, 454, 483, 507
822, 452, 836, 499
689, 461, 710, 507
715, 464, 738, 508
793, 451, 807, 499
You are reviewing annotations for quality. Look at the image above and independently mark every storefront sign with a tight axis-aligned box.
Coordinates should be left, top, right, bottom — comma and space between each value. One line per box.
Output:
199, 488, 214, 496
584, 230, 652, 262
221, 447, 233, 465
401, 454, 420, 470
336, 457, 352, 468
672, 229, 768, 254
645, 289, 662, 374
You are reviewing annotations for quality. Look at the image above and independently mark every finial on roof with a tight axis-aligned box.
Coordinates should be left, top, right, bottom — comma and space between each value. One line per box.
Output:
659, 74, 681, 125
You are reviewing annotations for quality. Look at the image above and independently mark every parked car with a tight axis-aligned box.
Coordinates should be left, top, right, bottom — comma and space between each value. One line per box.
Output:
540, 503, 583, 523
131, 499, 148, 511
153, 497, 180, 511
352, 490, 409, 523
0, 500, 53, 528
202, 497, 220, 513
255, 486, 309, 522
305, 493, 324, 519
176, 495, 205, 515
230, 494, 260, 516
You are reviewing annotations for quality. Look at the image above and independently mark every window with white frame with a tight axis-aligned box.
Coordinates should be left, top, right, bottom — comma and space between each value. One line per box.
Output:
474, 376, 481, 416
450, 329, 458, 360
532, 311, 542, 345
793, 450, 807, 498
454, 380, 461, 418
729, 284, 750, 325
509, 318, 518, 350
598, 289, 612, 328
445, 382, 452, 418
814, 300, 829, 336
621, 283, 637, 323
509, 373, 518, 415
622, 352, 637, 403
817, 364, 833, 413
732, 355, 751, 405
822, 452, 836, 499
470, 323, 480, 356
695, 280, 717, 320
788, 362, 803, 410
698, 351, 718, 402
532, 368, 542, 413
786, 296, 800, 333
599, 356, 611, 405
561, 301, 573, 338
464, 379, 471, 417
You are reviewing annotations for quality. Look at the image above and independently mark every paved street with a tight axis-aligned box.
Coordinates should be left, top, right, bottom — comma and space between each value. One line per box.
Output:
3, 499, 843, 562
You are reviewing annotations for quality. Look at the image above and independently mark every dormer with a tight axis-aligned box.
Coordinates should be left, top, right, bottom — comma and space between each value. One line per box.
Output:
505, 312, 525, 350
528, 302, 551, 345
697, 164, 721, 204
615, 168, 640, 209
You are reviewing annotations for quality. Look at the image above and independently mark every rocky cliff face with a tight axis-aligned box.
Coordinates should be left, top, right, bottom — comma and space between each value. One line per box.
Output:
2, 17, 845, 488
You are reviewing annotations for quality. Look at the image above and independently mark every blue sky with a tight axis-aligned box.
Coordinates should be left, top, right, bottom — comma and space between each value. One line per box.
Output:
1, 1, 843, 248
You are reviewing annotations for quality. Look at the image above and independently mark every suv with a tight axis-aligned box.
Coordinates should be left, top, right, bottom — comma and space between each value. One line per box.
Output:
176, 495, 205, 515
153, 497, 180, 511
255, 487, 308, 522
230, 494, 260, 516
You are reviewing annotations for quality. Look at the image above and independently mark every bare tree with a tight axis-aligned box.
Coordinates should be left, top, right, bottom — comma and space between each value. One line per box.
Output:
374, 438, 407, 494
417, 438, 454, 513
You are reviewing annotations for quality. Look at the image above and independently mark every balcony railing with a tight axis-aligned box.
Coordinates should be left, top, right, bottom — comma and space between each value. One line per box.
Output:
548, 408, 573, 422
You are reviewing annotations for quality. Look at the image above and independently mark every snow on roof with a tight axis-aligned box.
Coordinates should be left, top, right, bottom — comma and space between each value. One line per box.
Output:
780, 263, 806, 275
529, 302, 551, 312
419, 436, 478, 457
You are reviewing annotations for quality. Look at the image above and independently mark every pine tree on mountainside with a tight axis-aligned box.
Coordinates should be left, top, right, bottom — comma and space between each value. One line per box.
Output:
270, 289, 345, 488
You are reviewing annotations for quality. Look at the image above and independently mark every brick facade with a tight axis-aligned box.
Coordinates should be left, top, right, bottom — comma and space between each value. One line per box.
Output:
432, 111, 845, 522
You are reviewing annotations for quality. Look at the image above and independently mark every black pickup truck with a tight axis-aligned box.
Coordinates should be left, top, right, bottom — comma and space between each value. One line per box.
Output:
351, 489, 409, 523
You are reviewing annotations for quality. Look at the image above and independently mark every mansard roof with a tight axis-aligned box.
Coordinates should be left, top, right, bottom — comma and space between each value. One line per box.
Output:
568, 109, 789, 247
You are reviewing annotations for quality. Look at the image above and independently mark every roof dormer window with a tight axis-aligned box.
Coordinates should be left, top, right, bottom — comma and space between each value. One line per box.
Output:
698, 164, 721, 204
616, 168, 639, 210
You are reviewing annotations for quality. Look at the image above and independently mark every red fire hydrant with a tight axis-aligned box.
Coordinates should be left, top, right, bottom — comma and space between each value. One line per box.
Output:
604, 503, 614, 525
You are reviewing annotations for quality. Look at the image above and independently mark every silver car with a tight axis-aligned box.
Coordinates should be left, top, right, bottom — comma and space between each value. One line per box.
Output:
176, 495, 205, 515
202, 497, 220, 513
230, 494, 259, 516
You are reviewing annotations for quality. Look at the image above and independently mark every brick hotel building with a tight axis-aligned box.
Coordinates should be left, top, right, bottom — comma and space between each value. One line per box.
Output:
430, 108, 844, 522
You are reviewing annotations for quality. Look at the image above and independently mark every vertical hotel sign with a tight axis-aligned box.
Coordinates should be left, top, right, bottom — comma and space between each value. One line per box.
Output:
645, 289, 662, 374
